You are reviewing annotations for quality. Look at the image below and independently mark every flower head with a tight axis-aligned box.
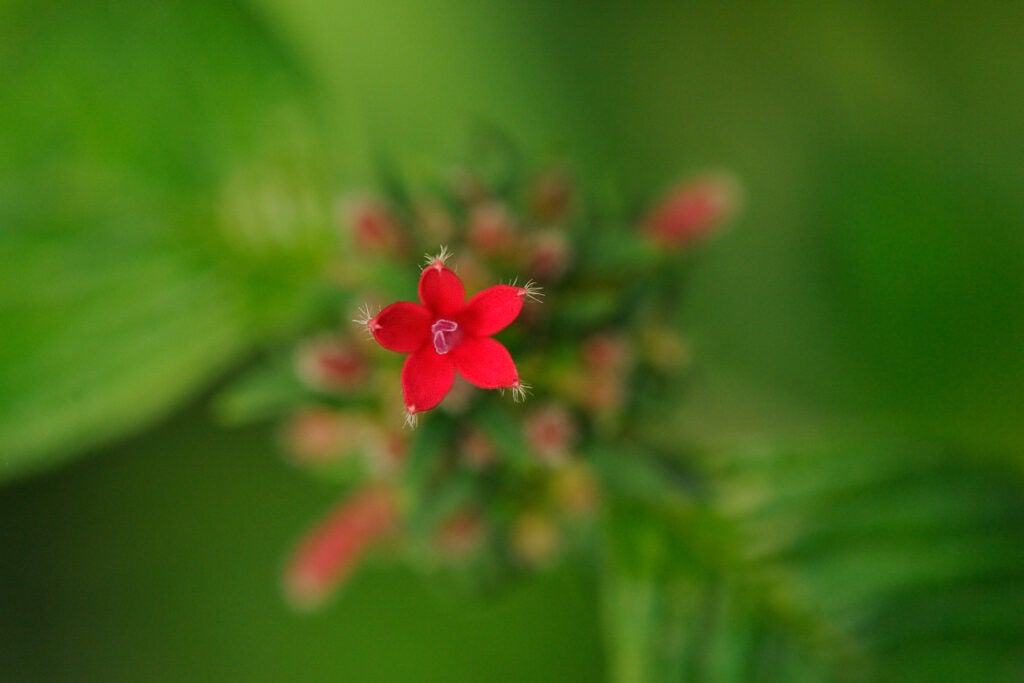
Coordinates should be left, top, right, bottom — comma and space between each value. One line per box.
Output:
361, 249, 536, 422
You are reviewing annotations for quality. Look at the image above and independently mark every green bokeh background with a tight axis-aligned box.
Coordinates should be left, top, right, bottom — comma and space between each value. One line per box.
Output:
1, 1, 1021, 680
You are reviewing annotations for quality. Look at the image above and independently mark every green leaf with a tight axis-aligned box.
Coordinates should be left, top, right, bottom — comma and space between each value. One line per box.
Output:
211, 351, 308, 427
599, 442, 1024, 682
0, 0, 336, 481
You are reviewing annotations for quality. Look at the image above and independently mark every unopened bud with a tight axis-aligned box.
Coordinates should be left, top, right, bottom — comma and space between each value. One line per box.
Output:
294, 335, 368, 393
582, 333, 633, 376
369, 430, 408, 476
524, 403, 578, 466
466, 202, 517, 257
527, 229, 572, 282
281, 407, 346, 464
341, 195, 407, 257
641, 172, 740, 249
283, 409, 387, 470
435, 510, 486, 561
283, 487, 399, 609
348, 420, 407, 476
458, 427, 498, 469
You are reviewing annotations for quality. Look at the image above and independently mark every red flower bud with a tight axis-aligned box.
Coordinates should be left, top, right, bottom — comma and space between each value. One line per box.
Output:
294, 335, 368, 393
341, 195, 407, 257
466, 202, 517, 257
582, 333, 632, 376
527, 229, 572, 283
283, 487, 399, 609
281, 407, 346, 464
435, 510, 486, 561
458, 427, 498, 469
524, 403, 578, 466
641, 173, 740, 249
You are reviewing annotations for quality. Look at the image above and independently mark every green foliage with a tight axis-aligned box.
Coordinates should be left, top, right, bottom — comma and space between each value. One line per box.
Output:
2, 1, 1023, 682
0, 0, 336, 480
600, 443, 1024, 683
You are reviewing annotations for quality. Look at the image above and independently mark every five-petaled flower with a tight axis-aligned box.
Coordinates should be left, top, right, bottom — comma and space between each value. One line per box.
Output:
361, 249, 539, 423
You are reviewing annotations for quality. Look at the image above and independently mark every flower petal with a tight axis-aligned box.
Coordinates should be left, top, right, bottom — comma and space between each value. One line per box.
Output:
460, 285, 524, 337
370, 302, 431, 353
418, 262, 465, 318
451, 337, 519, 389
401, 346, 456, 414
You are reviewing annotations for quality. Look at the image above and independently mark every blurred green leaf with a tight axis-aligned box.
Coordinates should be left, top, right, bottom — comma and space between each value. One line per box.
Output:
211, 351, 308, 427
0, 0, 336, 480
813, 139, 1024, 452
600, 443, 1024, 683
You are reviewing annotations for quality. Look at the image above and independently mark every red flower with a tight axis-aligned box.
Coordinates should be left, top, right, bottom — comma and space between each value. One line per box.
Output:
362, 249, 539, 422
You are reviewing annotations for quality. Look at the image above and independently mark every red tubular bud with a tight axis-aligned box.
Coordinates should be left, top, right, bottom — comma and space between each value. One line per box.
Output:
582, 333, 633, 376
294, 335, 368, 393
527, 229, 572, 283
341, 195, 407, 257
466, 202, 517, 257
524, 403, 578, 466
435, 510, 486, 561
281, 407, 346, 464
641, 172, 741, 249
283, 487, 400, 610
458, 427, 498, 469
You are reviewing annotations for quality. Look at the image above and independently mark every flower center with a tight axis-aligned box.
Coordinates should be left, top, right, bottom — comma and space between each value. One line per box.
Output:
431, 319, 461, 355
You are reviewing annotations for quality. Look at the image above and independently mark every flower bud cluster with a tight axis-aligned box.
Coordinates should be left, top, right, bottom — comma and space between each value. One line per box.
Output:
256, 145, 738, 606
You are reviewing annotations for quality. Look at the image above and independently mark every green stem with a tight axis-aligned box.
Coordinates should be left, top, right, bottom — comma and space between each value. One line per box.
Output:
602, 573, 659, 683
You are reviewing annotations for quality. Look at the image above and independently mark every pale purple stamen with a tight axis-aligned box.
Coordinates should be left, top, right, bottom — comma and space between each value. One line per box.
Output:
431, 319, 459, 355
